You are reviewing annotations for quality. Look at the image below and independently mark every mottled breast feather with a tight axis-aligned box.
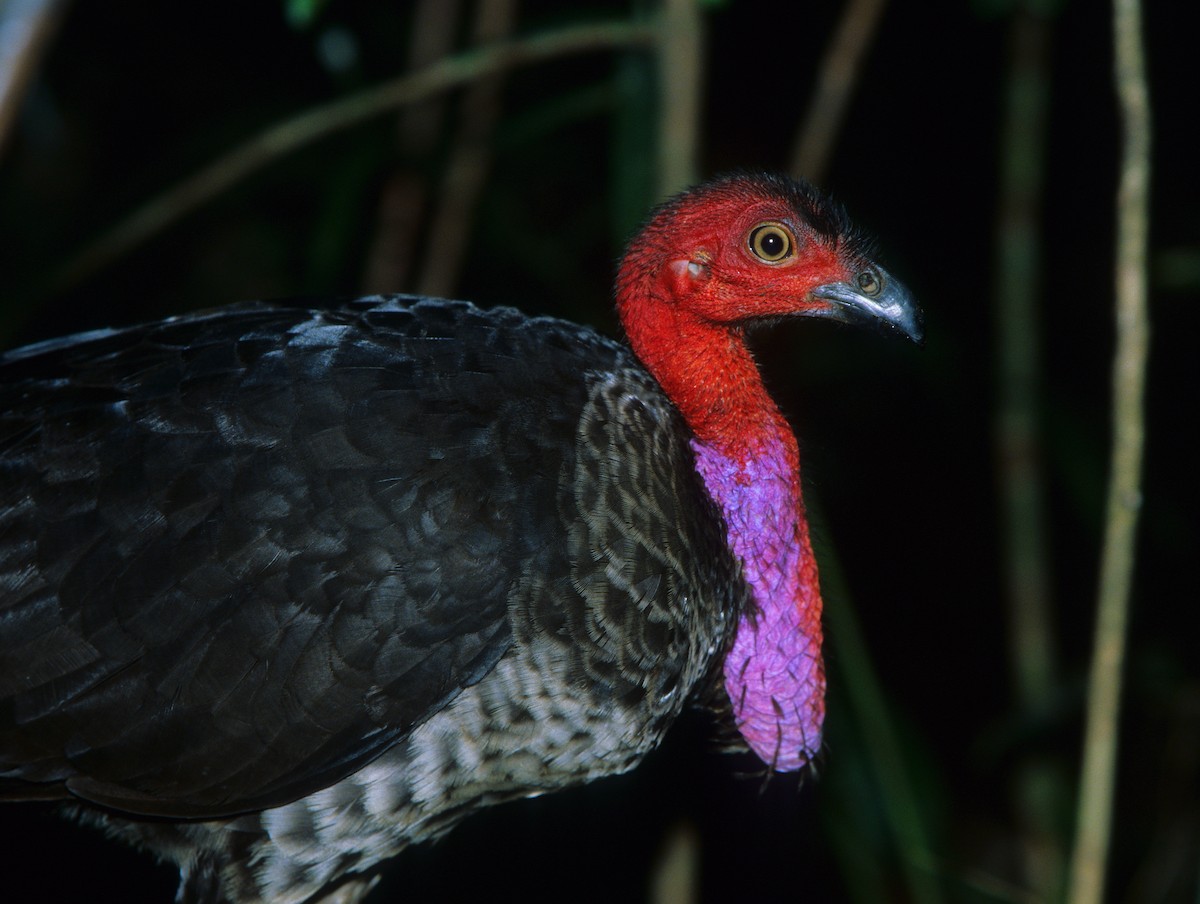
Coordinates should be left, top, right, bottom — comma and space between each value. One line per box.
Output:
0, 296, 744, 835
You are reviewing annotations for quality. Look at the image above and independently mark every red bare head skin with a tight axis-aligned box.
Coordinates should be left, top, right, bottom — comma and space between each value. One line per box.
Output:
615, 173, 874, 458
614, 173, 917, 771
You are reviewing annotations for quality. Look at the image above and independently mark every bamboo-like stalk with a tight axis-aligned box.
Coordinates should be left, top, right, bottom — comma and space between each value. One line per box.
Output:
993, 10, 1062, 898
360, 0, 464, 292
649, 820, 699, 904
1065, 0, 1152, 901
818, 531, 945, 904
995, 9, 1055, 728
0, 0, 67, 155
417, 0, 518, 298
655, 0, 703, 198
788, 0, 887, 184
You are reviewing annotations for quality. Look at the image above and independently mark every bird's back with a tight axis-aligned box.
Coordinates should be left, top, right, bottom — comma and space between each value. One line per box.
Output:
0, 295, 743, 901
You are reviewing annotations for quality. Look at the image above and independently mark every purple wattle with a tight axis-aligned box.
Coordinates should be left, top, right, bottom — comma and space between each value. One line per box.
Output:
690, 436, 824, 771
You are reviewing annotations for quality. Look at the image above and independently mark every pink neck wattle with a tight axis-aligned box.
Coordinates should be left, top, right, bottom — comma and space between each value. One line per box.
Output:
617, 264, 825, 769
690, 433, 825, 771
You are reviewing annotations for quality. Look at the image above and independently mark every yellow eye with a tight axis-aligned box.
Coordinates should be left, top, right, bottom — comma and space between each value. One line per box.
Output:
857, 268, 882, 296
748, 223, 793, 263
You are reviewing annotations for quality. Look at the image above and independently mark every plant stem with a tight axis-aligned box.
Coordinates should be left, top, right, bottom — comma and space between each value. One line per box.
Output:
788, 0, 887, 184
54, 20, 657, 291
655, 0, 703, 197
1066, 0, 1151, 900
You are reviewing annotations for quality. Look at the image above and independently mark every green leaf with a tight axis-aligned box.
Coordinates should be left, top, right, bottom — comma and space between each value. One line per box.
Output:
284, 0, 329, 29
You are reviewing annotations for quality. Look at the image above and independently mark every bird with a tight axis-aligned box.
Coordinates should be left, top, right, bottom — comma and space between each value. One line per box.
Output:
0, 172, 921, 903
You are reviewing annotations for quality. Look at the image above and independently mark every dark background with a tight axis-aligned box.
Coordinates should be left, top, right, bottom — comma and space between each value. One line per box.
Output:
0, 1, 1196, 901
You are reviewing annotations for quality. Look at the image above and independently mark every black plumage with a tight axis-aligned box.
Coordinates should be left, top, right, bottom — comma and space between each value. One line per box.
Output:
1, 295, 743, 902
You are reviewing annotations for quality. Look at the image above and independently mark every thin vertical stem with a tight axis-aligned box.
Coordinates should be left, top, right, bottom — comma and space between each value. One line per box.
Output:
820, 541, 945, 904
995, 9, 1055, 719
656, 0, 703, 197
362, 0, 463, 292
788, 0, 888, 184
993, 10, 1062, 897
1066, 0, 1151, 900
649, 821, 699, 904
0, 0, 67, 155
417, 0, 519, 298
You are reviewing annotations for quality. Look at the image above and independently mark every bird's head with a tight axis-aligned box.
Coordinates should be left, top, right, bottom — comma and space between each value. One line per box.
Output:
615, 172, 920, 452
614, 175, 920, 772
616, 171, 922, 348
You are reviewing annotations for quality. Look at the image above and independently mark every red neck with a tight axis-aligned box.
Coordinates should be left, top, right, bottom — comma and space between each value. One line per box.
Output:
618, 264, 798, 468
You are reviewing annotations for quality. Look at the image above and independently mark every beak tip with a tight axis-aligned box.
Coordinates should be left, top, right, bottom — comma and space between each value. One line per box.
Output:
901, 310, 926, 346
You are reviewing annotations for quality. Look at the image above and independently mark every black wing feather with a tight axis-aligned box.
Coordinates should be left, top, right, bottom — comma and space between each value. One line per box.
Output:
0, 295, 609, 818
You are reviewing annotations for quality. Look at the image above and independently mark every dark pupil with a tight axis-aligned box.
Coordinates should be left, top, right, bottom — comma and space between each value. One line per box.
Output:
759, 231, 783, 257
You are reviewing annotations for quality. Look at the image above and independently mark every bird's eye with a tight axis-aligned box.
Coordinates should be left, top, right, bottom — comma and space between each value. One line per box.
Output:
857, 268, 882, 296
748, 223, 793, 263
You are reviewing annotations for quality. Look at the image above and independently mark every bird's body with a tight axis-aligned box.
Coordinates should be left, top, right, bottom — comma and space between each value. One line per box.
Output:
0, 174, 920, 902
